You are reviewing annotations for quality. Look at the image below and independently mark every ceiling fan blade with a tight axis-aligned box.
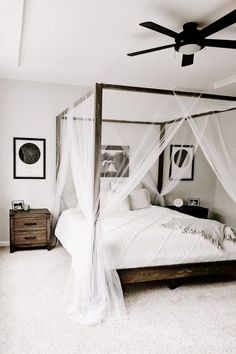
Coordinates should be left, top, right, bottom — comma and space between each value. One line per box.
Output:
127, 44, 174, 56
204, 38, 236, 49
200, 9, 236, 38
140, 21, 177, 38
181, 54, 194, 67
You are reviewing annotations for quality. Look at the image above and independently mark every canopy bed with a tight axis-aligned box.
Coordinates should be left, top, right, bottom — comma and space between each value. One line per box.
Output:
54, 83, 236, 324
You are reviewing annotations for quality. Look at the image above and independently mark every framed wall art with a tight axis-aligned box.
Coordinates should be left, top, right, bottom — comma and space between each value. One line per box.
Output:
13, 137, 46, 179
101, 145, 129, 178
169, 144, 194, 181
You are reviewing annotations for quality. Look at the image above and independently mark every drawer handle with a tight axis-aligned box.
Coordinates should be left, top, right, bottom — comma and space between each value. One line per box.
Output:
24, 222, 37, 226
24, 236, 37, 240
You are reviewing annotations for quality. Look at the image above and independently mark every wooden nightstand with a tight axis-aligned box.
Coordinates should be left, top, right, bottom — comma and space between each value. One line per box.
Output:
166, 205, 208, 219
9, 208, 52, 253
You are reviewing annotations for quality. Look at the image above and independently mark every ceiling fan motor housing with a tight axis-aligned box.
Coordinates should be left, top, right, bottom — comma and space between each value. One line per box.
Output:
175, 22, 204, 54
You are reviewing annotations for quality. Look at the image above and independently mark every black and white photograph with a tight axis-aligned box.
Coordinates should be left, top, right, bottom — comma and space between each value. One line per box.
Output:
169, 144, 195, 181
11, 200, 24, 210
187, 197, 200, 206
13, 137, 46, 179
101, 145, 129, 177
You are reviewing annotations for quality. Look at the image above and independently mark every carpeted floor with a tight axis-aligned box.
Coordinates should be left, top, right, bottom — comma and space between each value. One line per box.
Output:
0, 246, 236, 354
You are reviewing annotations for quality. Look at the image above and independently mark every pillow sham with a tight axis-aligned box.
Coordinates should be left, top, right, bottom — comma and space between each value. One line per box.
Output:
116, 197, 130, 211
100, 191, 130, 211
129, 188, 151, 210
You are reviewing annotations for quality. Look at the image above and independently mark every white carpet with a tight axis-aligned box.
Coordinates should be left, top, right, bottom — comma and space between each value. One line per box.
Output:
1, 246, 236, 354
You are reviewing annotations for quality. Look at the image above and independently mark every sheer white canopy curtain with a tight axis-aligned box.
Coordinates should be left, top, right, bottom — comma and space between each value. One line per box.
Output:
187, 116, 236, 203
174, 92, 236, 203
54, 84, 236, 324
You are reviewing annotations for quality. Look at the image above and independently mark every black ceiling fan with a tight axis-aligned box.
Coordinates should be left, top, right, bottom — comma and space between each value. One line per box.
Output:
127, 9, 236, 67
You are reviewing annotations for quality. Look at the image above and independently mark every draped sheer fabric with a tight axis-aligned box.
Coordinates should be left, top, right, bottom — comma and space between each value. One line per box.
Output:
101, 118, 185, 217
54, 87, 236, 324
174, 92, 236, 203
187, 116, 236, 203
160, 93, 236, 199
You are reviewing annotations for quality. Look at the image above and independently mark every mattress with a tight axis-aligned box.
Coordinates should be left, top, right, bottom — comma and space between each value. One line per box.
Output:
55, 206, 236, 269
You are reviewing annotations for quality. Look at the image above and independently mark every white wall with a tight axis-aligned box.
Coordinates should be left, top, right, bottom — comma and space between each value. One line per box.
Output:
0, 79, 88, 243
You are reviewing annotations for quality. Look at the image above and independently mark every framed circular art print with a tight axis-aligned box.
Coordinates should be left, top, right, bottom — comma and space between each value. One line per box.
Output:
13, 137, 46, 179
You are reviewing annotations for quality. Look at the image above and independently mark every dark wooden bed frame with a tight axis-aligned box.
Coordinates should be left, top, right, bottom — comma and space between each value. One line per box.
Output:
56, 82, 236, 289
117, 261, 236, 289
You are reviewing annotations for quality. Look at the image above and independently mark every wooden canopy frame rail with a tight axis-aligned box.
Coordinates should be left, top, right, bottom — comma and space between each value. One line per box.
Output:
56, 83, 236, 288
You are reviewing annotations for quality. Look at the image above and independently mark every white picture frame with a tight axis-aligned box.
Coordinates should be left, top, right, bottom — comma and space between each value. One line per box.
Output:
169, 144, 194, 181
12, 200, 24, 210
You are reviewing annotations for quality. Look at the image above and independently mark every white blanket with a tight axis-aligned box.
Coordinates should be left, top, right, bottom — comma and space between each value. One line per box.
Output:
55, 206, 236, 269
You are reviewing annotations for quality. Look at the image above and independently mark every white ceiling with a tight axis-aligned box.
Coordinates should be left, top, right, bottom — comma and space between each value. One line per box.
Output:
0, 0, 235, 94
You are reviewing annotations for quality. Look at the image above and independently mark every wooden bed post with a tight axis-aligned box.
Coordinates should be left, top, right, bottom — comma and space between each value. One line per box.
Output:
94, 83, 103, 219
157, 123, 165, 194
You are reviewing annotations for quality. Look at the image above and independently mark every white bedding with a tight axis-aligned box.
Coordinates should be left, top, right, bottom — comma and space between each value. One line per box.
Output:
55, 206, 236, 269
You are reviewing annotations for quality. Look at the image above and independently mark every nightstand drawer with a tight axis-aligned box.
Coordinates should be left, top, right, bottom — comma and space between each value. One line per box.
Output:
14, 218, 46, 231
14, 230, 47, 245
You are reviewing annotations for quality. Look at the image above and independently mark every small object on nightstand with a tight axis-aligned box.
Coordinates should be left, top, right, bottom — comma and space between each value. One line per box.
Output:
23, 203, 30, 211
187, 197, 200, 206
9, 208, 52, 253
166, 205, 208, 219
173, 198, 183, 207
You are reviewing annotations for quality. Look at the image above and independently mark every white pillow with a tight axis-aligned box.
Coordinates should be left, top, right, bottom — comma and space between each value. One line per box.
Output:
100, 191, 130, 211
129, 188, 151, 210
116, 196, 130, 211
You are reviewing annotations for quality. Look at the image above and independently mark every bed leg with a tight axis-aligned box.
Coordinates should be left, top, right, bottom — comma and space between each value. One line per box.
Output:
168, 279, 180, 290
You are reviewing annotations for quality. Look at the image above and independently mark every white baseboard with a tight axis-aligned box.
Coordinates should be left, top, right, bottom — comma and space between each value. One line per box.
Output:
0, 241, 10, 247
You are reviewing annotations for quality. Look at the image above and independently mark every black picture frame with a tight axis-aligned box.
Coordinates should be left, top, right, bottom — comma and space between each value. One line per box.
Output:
13, 137, 46, 179
169, 144, 194, 181
187, 197, 200, 206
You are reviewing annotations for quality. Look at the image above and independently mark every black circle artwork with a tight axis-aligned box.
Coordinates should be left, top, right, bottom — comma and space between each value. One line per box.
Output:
173, 148, 190, 168
19, 143, 41, 165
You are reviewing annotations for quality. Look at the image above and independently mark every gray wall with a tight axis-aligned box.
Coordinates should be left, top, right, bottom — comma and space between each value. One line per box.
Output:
213, 181, 236, 229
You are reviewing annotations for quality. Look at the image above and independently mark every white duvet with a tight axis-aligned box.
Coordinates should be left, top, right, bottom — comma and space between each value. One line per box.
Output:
55, 206, 236, 269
